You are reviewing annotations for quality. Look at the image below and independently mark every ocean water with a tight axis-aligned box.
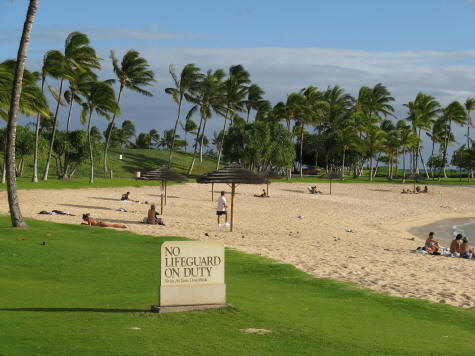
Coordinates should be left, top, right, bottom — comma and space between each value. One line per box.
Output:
453, 221, 475, 240
410, 217, 475, 246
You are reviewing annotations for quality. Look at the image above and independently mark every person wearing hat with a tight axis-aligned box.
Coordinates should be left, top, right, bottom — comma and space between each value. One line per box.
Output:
450, 234, 463, 256
459, 236, 475, 259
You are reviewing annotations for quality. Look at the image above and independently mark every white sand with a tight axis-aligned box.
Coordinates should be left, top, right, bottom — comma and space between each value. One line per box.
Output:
1, 182, 474, 308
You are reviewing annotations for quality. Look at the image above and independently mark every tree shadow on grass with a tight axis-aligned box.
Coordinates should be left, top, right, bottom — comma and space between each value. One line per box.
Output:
0, 307, 147, 313
60, 203, 113, 211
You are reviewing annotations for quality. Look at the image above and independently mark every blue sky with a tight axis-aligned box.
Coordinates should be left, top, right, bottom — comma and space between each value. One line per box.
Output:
1, 0, 475, 154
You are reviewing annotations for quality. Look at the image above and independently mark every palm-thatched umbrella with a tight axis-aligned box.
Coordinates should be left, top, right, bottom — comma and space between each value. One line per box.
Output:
319, 172, 340, 195
139, 167, 188, 215
197, 163, 266, 232
405, 173, 426, 192
260, 171, 283, 196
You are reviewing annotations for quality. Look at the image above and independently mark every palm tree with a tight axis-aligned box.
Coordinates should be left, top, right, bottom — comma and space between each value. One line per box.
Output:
179, 117, 197, 152
43, 32, 101, 181
80, 81, 120, 183
295, 86, 329, 177
397, 120, 418, 183
440, 101, 467, 178
245, 84, 264, 123
426, 117, 445, 178
165, 63, 200, 168
187, 69, 225, 174
364, 123, 386, 181
104, 50, 155, 172
359, 83, 395, 124
334, 124, 361, 180
148, 129, 159, 149
216, 65, 250, 169
464, 98, 475, 149
4, 0, 38, 227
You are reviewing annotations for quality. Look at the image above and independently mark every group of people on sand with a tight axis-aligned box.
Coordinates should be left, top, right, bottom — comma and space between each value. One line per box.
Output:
308, 186, 322, 194
417, 232, 474, 259
81, 191, 165, 229
402, 185, 428, 194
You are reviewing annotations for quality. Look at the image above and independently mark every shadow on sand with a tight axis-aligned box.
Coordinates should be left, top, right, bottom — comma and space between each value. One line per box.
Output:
0, 307, 147, 313
89, 197, 121, 202
60, 203, 113, 211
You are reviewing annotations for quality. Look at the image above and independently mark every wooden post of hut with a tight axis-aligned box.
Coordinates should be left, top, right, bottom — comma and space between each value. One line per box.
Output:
230, 183, 235, 232
160, 180, 165, 215
164, 181, 167, 205
211, 183, 214, 201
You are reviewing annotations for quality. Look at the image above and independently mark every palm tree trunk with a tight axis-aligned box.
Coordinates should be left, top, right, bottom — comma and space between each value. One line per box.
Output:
199, 116, 208, 163
299, 124, 304, 177
187, 115, 204, 175
32, 77, 45, 182
369, 151, 374, 181
87, 108, 94, 184
402, 147, 407, 183
373, 153, 381, 179
341, 148, 345, 180
419, 146, 430, 178
6, 0, 37, 227
42, 77, 65, 181
441, 120, 450, 179
415, 128, 421, 173
62, 90, 76, 178
216, 108, 229, 169
168, 94, 183, 169
103, 84, 124, 172
430, 140, 435, 178
1, 159, 5, 184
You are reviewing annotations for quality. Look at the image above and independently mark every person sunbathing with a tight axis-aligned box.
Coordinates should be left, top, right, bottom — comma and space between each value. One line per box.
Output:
254, 189, 268, 198
460, 236, 475, 259
309, 186, 321, 194
423, 232, 441, 255
121, 191, 139, 203
82, 213, 127, 229
450, 234, 463, 256
401, 189, 409, 194
415, 186, 422, 193
423, 185, 428, 193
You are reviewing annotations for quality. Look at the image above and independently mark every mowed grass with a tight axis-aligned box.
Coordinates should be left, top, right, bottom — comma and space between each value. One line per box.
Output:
0, 217, 474, 356
0, 148, 216, 190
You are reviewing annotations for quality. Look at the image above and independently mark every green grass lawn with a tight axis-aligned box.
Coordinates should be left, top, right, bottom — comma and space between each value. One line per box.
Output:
0, 217, 473, 355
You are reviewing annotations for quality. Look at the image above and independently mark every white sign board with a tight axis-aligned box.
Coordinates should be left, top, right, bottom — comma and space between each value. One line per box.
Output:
160, 241, 226, 308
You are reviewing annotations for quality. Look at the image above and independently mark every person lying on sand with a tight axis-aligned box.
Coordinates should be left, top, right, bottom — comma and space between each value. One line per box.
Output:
254, 189, 269, 198
308, 186, 322, 194
401, 189, 410, 194
82, 213, 127, 229
423, 232, 442, 255
121, 191, 139, 203
460, 236, 475, 259
450, 234, 463, 256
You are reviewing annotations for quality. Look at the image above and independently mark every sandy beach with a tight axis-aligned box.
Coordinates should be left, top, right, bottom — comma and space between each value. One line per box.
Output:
1, 182, 474, 308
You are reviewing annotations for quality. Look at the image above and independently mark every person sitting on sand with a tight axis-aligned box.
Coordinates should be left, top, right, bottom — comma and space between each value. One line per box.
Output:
450, 234, 463, 256
460, 236, 475, 259
146, 204, 161, 224
423, 232, 441, 255
254, 189, 268, 198
121, 191, 139, 203
82, 213, 127, 229
415, 186, 422, 193
423, 185, 428, 193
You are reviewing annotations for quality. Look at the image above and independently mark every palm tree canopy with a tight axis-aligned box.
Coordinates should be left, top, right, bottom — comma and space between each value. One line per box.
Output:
64, 32, 101, 71
443, 101, 467, 126
80, 81, 120, 123
111, 49, 156, 96
359, 83, 395, 122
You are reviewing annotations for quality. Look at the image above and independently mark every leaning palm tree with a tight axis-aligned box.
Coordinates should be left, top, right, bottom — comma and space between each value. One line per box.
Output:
4, 0, 38, 227
42, 32, 101, 181
179, 117, 197, 152
359, 83, 395, 124
80, 81, 120, 183
165, 63, 201, 168
1, 60, 49, 184
103, 50, 155, 172
464, 98, 475, 149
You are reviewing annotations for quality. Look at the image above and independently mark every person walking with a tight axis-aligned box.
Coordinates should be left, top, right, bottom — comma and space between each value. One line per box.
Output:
217, 191, 230, 227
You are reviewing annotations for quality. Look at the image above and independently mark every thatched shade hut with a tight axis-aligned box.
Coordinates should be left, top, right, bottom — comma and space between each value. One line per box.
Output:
405, 173, 426, 192
197, 163, 266, 232
319, 172, 340, 195
260, 171, 283, 196
139, 167, 188, 214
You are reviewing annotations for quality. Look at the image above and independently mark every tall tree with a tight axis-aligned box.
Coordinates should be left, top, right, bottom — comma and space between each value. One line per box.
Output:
80, 81, 120, 183
216, 65, 250, 169
42, 32, 101, 181
5, 0, 38, 227
464, 98, 475, 149
187, 69, 225, 174
165, 63, 200, 168
245, 83, 264, 123
103, 50, 155, 172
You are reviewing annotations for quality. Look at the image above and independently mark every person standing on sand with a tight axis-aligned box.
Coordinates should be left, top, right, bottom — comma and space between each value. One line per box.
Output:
217, 191, 230, 227
450, 234, 462, 256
